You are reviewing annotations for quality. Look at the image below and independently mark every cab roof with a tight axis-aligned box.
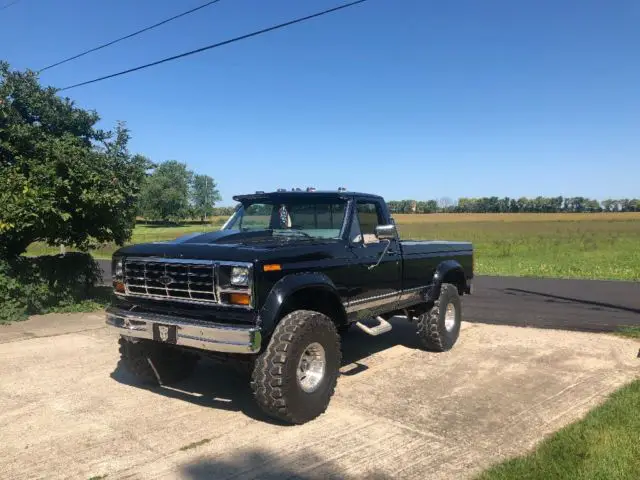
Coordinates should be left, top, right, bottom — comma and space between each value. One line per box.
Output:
232, 190, 384, 202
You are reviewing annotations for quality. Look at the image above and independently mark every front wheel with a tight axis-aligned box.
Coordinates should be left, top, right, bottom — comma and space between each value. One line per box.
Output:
250, 310, 341, 424
416, 283, 462, 352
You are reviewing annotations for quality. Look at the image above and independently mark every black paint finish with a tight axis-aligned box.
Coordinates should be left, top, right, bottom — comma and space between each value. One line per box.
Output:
110, 191, 474, 336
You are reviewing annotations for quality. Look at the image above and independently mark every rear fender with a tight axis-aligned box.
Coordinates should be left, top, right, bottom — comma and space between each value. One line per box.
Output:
427, 260, 467, 302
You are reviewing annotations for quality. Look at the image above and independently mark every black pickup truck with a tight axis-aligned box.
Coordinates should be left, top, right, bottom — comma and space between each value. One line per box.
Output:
107, 189, 473, 424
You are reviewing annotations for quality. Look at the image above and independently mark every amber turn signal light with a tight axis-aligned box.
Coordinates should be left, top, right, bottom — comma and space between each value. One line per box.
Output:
229, 293, 251, 305
263, 264, 282, 272
113, 281, 125, 293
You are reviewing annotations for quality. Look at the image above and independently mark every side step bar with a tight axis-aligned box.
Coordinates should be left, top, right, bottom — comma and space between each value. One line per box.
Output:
356, 316, 392, 336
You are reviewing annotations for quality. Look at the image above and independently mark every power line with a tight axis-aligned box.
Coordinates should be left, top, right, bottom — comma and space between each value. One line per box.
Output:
58, 0, 369, 92
39, 0, 224, 73
1, 0, 22, 11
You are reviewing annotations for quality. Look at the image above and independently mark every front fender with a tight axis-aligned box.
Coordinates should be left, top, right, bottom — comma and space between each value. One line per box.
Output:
258, 272, 343, 337
427, 260, 466, 302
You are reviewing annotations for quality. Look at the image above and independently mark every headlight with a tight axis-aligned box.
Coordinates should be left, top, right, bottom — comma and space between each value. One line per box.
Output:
112, 257, 125, 294
112, 257, 123, 280
230, 266, 249, 286
114, 258, 123, 278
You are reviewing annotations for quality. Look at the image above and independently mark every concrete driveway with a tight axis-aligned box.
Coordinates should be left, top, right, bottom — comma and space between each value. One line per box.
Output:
0, 313, 638, 479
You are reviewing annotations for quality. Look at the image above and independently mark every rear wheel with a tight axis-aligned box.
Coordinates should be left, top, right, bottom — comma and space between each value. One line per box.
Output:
118, 337, 199, 385
250, 310, 341, 424
416, 283, 462, 351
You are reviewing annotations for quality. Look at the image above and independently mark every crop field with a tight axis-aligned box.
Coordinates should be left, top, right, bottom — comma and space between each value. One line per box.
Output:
27, 213, 640, 281
395, 213, 640, 281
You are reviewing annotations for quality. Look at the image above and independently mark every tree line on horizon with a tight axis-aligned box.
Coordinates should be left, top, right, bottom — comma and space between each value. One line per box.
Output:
387, 197, 640, 214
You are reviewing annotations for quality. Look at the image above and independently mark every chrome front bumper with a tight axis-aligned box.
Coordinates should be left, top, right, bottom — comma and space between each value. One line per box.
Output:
105, 307, 261, 354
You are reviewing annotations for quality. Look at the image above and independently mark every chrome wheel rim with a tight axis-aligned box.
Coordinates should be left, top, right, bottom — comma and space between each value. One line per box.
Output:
296, 342, 326, 393
444, 303, 456, 332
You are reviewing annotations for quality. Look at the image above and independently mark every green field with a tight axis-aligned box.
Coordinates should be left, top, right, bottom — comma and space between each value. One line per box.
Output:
478, 379, 640, 480
27, 213, 640, 281
395, 213, 640, 281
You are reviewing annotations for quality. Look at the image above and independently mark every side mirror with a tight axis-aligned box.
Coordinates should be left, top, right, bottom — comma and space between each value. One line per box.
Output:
375, 224, 397, 241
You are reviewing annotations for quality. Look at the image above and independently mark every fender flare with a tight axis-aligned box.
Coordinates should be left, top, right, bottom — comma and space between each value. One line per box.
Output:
427, 260, 467, 302
258, 272, 346, 337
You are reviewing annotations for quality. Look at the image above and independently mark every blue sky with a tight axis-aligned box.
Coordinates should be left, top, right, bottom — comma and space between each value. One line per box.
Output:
3, 0, 639, 205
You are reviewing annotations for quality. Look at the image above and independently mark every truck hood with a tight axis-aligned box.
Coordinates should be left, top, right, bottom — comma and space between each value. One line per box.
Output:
114, 229, 341, 263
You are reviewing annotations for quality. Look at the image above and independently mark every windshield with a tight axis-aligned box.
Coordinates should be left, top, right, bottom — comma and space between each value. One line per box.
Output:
222, 199, 347, 239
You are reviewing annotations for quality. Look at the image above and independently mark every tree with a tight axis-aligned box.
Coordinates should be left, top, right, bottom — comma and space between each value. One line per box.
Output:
552, 196, 564, 212
498, 197, 510, 213
139, 160, 192, 222
0, 62, 151, 259
386, 200, 401, 214
457, 198, 472, 213
425, 199, 438, 213
415, 200, 437, 214
213, 205, 236, 217
601, 199, 615, 212
400, 200, 415, 213
190, 174, 222, 222
438, 197, 454, 213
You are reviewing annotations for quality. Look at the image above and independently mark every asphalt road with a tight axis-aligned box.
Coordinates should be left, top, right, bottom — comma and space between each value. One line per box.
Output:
97, 260, 640, 332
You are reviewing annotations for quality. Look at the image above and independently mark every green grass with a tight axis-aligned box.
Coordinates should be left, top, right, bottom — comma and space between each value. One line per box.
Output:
477, 380, 640, 480
615, 326, 640, 340
25, 213, 640, 280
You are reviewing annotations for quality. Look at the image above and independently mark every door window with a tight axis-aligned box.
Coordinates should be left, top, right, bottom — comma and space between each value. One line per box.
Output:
352, 201, 384, 244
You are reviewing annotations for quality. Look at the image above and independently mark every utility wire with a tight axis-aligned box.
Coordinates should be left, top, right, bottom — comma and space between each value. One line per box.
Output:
58, 0, 369, 91
39, 0, 224, 73
1, 0, 22, 11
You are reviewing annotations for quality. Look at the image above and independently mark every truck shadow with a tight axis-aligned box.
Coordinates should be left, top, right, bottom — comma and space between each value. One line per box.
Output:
111, 360, 286, 425
340, 316, 423, 372
179, 447, 393, 479
110, 315, 422, 424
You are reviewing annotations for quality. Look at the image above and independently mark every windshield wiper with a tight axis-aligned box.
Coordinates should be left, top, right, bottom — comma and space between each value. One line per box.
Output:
240, 227, 272, 233
273, 229, 312, 239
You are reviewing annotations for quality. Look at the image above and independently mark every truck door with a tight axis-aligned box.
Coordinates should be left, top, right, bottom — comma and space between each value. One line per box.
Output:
345, 199, 402, 318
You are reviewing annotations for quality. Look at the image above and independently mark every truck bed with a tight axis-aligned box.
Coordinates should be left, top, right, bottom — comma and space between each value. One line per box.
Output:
399, 240, 473, 292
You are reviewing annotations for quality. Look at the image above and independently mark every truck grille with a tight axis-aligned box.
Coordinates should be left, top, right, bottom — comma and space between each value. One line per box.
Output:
123, 259, 217, 304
